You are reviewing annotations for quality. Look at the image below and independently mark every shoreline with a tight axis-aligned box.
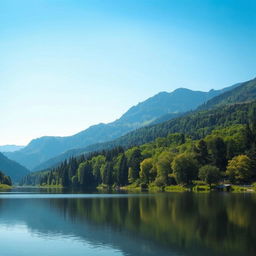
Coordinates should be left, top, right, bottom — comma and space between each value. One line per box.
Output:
0, 184, 12, 190
7, 184, 256, 193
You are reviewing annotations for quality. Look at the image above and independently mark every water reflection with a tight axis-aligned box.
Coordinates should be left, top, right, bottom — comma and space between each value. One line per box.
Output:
0, 192, 255, 256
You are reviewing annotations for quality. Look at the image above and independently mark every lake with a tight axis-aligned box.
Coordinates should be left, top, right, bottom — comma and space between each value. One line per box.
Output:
0, 190, 255, 256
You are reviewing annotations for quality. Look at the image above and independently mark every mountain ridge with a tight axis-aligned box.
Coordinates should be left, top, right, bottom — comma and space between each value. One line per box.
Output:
199, 78, 256, 110
0, 145, 24, 152
5, 83, 238, 170
32, 82, 242, 171
21, 85, 256, 189
34, 79, 256, 171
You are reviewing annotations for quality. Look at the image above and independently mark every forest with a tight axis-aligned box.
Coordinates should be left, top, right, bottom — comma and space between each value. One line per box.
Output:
0, 171, 12, 187
20, 99, 256, 190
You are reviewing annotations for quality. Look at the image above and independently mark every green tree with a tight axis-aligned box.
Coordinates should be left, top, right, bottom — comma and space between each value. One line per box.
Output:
77, 161, 93, 187
139, 158, 155, 184
226, 155, 253, 183
248, 103, 256, 141
172, 153, 198, 185
0, 171, 12, 186
207, 136, 227, 170
71, 175, 78, 186
91, 155, 106, 184
248, 143, 256, 180
68, 158, 78, 180
155, 151, 174, 186
61, 168, 70, 187
4, 176, 12, 186
47, 172, 53, 185
115, 154, 128, 186
198, 165, 221, 185
195, 139, 210, 165
127, 147, 142, 183
102, 162, 113, 186
167, 133, 185, 145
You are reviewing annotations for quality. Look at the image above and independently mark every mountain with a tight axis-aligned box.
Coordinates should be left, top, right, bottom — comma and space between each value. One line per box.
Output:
199, 78, 256, 110
21, 98, 256, 188
0, 145, 24, 152
115, 84, 239, 125
35, 100, 254, 172
0, 153, 29, 182
5, 84, 237, 170
33, 77, 256, 171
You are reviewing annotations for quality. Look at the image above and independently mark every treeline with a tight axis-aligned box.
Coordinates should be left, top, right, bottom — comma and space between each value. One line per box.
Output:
21, 121, 256, 188
21, 99, 256, 188
70, 101, 256, 155
0, 171, 12, 186
35, 100, 256, 172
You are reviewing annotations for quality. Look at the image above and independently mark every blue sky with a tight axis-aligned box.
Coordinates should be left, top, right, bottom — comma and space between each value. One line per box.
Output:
1, 0, 256, 145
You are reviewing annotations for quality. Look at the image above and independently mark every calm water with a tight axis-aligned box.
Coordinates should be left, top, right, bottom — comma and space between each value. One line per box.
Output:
0, 190, 255, 256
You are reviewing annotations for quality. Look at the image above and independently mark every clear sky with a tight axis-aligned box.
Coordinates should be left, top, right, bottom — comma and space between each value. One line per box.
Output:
1, 0, 256, 146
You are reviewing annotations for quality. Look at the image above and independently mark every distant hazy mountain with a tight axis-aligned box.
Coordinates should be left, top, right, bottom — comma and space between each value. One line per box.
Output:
5, 84, 237, 170
0, 145, 24, 152
0, 153, 29, 182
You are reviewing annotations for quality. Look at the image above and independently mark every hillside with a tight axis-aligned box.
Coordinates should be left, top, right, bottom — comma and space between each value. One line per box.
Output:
114, 88, 227, 124
0, 153, 29, 182
21, 100, 256, 188
199, 78, 256, 110
32, 78, 255, 171
5, 86, 234, 170
79, 78, 256, 153
35, 100, 255, 172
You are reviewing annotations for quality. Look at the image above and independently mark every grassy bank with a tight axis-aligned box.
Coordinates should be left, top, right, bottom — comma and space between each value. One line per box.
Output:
119, 183, 142, 192
231, 185, 255, 192
17, 183, 256, 193
119, 183, 256, 193
120, 184, 189, 192
39, 184, 63, 188
0, 184, 12, 189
